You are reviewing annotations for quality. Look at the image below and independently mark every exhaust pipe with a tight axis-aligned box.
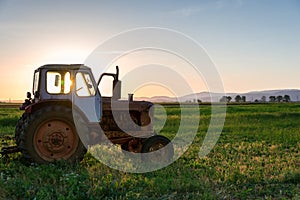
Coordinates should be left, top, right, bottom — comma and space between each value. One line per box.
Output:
128, 93, 134, 101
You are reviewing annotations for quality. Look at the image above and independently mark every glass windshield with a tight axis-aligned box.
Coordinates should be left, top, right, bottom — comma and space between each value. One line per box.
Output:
46, 71, 72, 94
76, 72, 96, 96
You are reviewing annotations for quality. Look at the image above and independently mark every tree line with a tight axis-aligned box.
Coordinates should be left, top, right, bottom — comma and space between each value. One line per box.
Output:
219, 95, 291, 103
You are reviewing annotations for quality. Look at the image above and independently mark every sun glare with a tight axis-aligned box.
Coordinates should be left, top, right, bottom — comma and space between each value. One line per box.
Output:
133, 84, 176, 98
46, 71, 73, 94
64, 72, 72, 93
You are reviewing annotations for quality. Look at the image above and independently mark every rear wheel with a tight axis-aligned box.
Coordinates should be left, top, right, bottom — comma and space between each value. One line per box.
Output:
15, 113, 27, 145
18, 105, 87, 164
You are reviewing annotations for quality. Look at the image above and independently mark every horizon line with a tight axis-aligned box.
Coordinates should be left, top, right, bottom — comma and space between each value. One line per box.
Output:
2, 88, 300, 102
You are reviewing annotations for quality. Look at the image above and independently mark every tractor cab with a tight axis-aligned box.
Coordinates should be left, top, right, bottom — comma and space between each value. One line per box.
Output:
30, 64, 98, 101
22, 64, 102, 122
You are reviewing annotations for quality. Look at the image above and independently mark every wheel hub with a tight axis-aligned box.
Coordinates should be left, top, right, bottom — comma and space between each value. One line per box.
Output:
49, 132, 64, 146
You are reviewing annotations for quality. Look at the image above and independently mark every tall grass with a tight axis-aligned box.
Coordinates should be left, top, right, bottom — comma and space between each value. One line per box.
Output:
0, 104, 300, 199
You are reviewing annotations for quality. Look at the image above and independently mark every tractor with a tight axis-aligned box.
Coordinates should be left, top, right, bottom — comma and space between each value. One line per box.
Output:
10, 64, 173, 164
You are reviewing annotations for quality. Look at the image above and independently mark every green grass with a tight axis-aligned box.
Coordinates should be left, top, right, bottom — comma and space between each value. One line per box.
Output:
1, 103, 300, 199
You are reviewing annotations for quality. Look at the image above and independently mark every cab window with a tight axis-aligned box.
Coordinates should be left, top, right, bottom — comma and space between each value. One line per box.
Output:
76, 72, 95, 96
33, 71, 40, 95
46, 71, 72, 94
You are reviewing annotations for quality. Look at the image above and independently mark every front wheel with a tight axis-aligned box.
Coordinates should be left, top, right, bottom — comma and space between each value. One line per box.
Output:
141, 135, 173, 163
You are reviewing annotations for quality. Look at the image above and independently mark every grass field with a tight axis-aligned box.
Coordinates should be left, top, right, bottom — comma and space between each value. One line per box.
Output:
0, 103, 300, 199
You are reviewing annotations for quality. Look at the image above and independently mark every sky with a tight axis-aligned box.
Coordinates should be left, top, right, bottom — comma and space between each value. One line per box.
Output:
0, 0, 299, 100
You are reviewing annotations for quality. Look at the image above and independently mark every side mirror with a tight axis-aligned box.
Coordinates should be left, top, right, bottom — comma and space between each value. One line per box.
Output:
27, 92, 32, 99
112, 80, 121, 100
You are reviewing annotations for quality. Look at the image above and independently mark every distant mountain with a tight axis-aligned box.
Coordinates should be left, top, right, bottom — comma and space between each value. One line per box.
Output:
241, 89, 300, 102
134, 96, 177, 102
3, 89, 300, 103
134, 89, 300, 102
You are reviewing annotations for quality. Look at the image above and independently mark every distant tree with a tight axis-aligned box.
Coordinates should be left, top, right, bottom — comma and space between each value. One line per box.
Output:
226, 96, 232, 103
283, 95, 291, 102
220, 96, 232, 103
220, 96, 227, 102
242, 96, 246, 102
276, 95, 283, 102
197, 99, 202, 103
261, 96, 266, 102
235, 95, 242, 103
269, 96, 276, 102
254, 99, 259, 103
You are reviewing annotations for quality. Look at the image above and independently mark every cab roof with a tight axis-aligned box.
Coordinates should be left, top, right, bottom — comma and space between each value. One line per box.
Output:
38, 64, 91, 70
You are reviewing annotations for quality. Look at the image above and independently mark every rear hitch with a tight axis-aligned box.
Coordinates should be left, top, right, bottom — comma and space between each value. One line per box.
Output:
0, 146, 21, 156
0, 135, 21, 157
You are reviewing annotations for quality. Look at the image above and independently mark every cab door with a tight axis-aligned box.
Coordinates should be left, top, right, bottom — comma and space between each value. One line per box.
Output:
72, 71, 101, 123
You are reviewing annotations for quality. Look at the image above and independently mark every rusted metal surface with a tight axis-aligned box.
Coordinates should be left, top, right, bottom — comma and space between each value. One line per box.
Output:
33, 120, 79, 162
101, 97, 153, 132
98, 98, 154, 153
102, 97, 153, 111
